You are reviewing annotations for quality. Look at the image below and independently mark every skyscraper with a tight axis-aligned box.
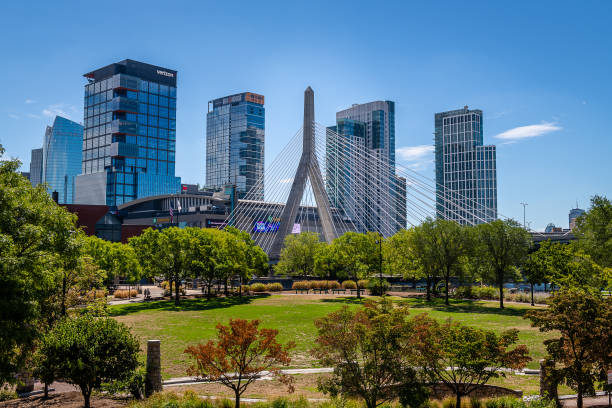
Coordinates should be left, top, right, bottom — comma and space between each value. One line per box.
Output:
42, 116, 83, 204
29, 148, 43, 187
206, 92, 265, 199
327, 100, 406, 236
75, 59, 181, 206
569, 207, 585, 230
434, 106, 497, 225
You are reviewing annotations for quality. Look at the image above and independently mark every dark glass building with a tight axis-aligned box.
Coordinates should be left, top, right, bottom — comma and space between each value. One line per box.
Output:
42, 116, 83, 203
75, 59, 181, 206
29, 147, 43, 187
434, 106, 497, 225
206, 92, 265, 200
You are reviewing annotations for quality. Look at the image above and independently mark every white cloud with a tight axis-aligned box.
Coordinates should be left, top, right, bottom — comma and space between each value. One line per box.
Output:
495, 122, 561, 141
397, 145, 434, 161
42, 103, 78, 120
25, 99, 35, 104
8, 114, 19, 119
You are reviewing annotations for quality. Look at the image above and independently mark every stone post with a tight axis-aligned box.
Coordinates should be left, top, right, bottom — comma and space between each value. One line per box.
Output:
540, 359, 559, 405
145, 340, 162, 397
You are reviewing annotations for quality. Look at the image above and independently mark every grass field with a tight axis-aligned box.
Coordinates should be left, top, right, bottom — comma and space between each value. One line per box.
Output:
110, 294, 553, 379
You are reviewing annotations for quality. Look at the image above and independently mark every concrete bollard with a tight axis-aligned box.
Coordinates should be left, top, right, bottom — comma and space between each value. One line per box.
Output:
145, 340, 162, 397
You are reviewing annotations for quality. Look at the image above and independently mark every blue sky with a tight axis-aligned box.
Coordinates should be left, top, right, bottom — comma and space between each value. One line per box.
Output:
1, 0, 610, 231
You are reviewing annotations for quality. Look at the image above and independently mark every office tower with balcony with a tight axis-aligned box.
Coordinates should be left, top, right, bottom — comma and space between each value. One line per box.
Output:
29, 147, 43, 187
206, 92, 265, 200
75, 59, 181, 206
327, 101, 406, 236
42, 116, 83, 203
434, 106, 497, 225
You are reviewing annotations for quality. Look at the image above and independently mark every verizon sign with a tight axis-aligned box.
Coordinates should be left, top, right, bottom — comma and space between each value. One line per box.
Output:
157, 69, 174, 78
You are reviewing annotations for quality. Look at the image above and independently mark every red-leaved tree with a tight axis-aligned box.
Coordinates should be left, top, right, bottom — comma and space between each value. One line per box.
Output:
185, 319, 295, 408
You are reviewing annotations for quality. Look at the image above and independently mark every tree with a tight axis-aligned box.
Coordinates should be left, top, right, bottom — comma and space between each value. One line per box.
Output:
521, 254, 548, 306
35, 315, 140, 408
186, 228, 223, 298
414, 316, 531, 408
574, 195, 612, 268
185, 319, 294, 408
226, 227, 268, 293
474, 219, 531, 308
0, 146, 83, 383
430, 220, 471, 305
330, 232, 379, 298
532, 241, 606, 291
312, 298, 429, 408
130, 227, 191, 305
525, 288, 612, 408
276, 232, 324, 277
406, 221, 441, 301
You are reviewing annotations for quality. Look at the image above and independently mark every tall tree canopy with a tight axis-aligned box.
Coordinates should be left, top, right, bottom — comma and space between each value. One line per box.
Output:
574, 195, 612, 268
276, 232, 324, 277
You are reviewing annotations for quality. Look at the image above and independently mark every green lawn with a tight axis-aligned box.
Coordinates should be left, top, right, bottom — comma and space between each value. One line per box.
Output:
110, 294, 553, 379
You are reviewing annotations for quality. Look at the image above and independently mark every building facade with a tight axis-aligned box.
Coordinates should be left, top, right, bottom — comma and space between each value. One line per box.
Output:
206, 92, 265, 200
434, 106, 497, 225
327, 101, 405, 236
29, 148, 43, 187
569, 207, 585, 230
75, 59, 181, 207
42, 116, 83, 204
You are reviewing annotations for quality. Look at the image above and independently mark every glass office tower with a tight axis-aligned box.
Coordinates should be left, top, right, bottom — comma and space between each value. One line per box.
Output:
42, 116, 83, 203
206, 92, 265, 200
328, 101, 406, 236
75, 59, 181, 206
29, 148, 43, 187
434, 106, 497, 225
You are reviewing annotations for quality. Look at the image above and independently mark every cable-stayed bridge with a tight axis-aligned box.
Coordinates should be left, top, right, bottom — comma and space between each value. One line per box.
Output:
221, 87, 502, 259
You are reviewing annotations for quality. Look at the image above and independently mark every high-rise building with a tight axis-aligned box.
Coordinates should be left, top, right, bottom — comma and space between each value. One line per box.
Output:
327, 101, 406, 236
434, 106, 497, 225
206, 92, 265, 199
75, 59, 181, 206
569, 207, 585, 230
29, 148, 43, 187
42, 116, 83, 204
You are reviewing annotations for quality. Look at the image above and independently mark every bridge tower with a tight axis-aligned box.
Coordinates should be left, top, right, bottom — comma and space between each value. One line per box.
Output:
269, 87, 337, 260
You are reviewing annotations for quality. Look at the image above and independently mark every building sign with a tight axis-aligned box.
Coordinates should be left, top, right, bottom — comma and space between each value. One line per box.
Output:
156, 69, 174, 78
206, 219, 225, 229
291, 223, 301, 234
245, 92, 265, 105
253, 221, 280, 233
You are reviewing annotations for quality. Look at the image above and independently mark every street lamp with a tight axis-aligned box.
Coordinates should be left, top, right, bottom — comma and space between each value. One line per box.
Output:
520, 202, 528, 229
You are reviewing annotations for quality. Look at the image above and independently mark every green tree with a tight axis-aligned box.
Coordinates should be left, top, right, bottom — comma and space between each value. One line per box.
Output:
186, 227, 224, 298
35, 315, 139, 408
474, 219, 531, 308
0, 147, 83, 383
522, 253, 548, 306
226, 227, 268, 291
407, 221, 441, 301
130, 227, 191, 305
276, 232, 324, 277
414, 316, 531, 408
312, 298, 429, 408
330, 232, 379, 298
574, 195, 612, 268
525, 289, 612, 408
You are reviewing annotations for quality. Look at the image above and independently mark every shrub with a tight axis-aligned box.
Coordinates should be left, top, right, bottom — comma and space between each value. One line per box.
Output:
484, 397, 525, 408
129, 390, 214, 408
250, 283, 266, 292
113, 289, 138, 299
265, 282, 284, 292
292, 281, 310, 290
357, 279, 369, 289
342, 280, 357, 289
240, 285, 251, 293
442, 397, 457, 408
367, 278, 390, 296
328, 281, 341, 289
309, 280, 322, 290
0, 387, 17, 402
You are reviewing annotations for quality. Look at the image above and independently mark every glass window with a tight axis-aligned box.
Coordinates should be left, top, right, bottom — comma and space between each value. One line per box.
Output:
138, 80, 148, 92
148, 94, 158, 105
159, 84, 168, 96
159, 96, 168, 107
169, 87, 176, 98
149, 82, 158, 94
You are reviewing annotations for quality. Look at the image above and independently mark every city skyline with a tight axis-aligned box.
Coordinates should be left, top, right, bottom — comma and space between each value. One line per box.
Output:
1, 1, 610, 230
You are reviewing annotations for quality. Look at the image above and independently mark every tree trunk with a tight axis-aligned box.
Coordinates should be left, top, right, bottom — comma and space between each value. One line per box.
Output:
239, 276, 243, 297
530, 282, 535, 306
224, 279, 228, 296
82, 387, 91, 408
498, 270, 504, 309
577, 388, 583, 408
234, 388, 241, 408
445, 270, 450, 305
44, 383, 48, 398
174, 276, 180, 306
207, 283, 212, 299
456, 392, 462, 408
426, 275, 432, 301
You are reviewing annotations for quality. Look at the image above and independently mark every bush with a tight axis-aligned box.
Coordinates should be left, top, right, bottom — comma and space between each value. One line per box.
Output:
342, 280, 357, 289
250, 283, 266, 292
240, 285, 251, 293
113, 289, 138, 299
102, 368, 145, 399
484, 397, 525, 408
130, 390, 214, 408
368, 278, 390, 296
309, 280, 322, 290
0, 387, 17, 402
357, 279, 369, 289
265, 282, 284, 292
292, 281, 310, 290
328, 281, 341, 289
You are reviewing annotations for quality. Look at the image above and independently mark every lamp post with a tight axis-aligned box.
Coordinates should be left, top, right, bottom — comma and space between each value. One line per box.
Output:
520, 202, 528, 229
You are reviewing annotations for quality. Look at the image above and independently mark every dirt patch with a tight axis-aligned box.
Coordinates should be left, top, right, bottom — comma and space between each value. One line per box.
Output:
0, 391, 128, 408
